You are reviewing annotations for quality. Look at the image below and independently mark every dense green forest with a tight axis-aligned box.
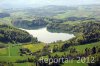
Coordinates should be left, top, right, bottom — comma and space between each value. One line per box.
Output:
47, 21, 100, 44
0, 24, 37, 43
12, 18, 48, 29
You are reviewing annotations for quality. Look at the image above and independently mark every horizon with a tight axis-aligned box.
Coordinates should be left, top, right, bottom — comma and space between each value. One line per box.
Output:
0, 0, 100, 8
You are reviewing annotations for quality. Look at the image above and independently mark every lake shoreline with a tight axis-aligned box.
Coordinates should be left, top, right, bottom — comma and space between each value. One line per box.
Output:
20, 27, 75, 43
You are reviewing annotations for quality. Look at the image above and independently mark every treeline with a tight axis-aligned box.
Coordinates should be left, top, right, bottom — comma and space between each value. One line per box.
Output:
47, 21, 100, 32
47, 23, 73, 33
46, 17, 97, 24
64, 17, 96, 21
0, 13, 10, 18
0, 24, 38, 43
12, 18, 48, 29
48, 21, 100, 45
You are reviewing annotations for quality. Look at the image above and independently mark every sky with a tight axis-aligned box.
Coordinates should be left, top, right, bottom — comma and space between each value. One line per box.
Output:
0, 0, 100, 8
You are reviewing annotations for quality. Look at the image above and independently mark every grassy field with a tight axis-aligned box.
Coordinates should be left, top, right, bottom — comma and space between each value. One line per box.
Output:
69, 41, 100, 54
22, 43, 45, 53
9, 44, 22, 56
0, 17, 12, 25
50, 42, 100, 56
62, 60, 88, 66
54, 10, 90, 19
0, 56, 34, 62
13, 63, 36, 66
0, 42, 99, 66
54, 8, 100, 19
0, 43, 45, 56
0, 48, 8, 56
13, 63, 29, 66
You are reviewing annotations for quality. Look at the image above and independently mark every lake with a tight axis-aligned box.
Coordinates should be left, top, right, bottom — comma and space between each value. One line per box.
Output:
21, 27, 74, 43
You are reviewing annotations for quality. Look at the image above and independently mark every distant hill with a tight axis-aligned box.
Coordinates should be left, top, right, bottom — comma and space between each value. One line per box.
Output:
25, 5, 69, 17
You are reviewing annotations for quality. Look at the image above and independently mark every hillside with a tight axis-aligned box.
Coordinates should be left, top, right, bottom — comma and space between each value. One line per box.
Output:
0, 24, 37, 43
0, 5, 100, 66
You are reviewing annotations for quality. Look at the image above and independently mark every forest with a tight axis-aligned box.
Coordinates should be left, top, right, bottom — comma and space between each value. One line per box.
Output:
0, 24, 38, 43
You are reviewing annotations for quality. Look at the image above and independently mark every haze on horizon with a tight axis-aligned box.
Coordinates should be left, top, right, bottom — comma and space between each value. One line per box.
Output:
0, 0, 100, 8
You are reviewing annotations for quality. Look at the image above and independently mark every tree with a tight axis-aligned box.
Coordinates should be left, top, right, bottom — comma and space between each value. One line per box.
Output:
92, 47, 96, 54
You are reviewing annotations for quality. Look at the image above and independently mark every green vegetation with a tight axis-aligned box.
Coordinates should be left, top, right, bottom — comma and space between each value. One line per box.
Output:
12, 18, 48, 29
54, 5, 100, 19
0, 13, 10, 18
0, 24, 38, 43
51, 41, 100, 56
22, 43, 45, 53
0, 5, 100, 66
62, 60, 88, 66
47, 21, 100, 45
